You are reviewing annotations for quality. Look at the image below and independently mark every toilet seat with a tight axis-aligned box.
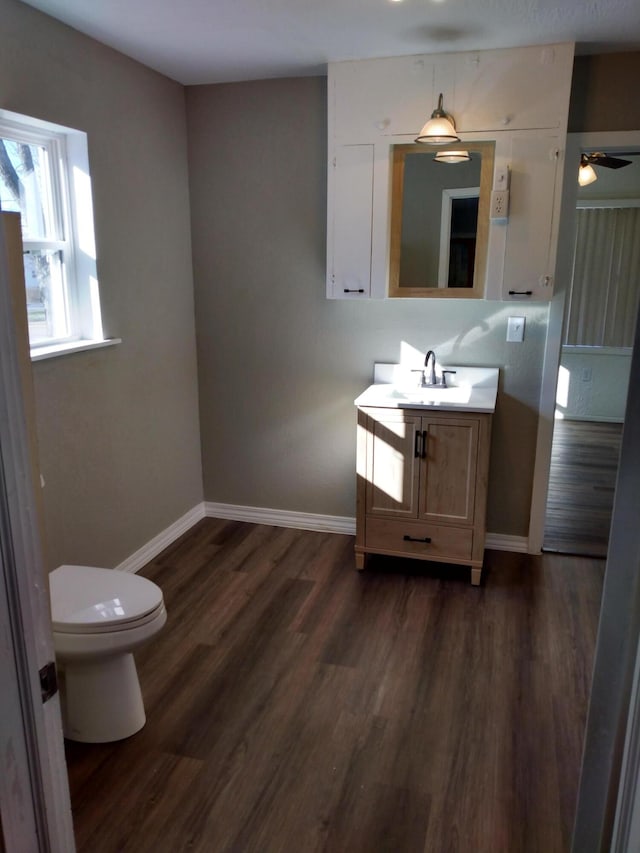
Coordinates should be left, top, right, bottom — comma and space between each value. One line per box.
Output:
50, 564, 164, 634
53, 602, 166, 635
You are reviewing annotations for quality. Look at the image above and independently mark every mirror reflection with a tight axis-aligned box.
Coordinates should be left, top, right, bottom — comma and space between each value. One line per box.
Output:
389, 141, 495, 298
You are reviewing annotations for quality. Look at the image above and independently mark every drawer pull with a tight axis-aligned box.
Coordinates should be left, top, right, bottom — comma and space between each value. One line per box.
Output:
403, 534, 432, 544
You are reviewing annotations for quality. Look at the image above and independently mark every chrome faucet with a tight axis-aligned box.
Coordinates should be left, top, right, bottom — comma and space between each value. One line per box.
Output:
423, 350, 437, 386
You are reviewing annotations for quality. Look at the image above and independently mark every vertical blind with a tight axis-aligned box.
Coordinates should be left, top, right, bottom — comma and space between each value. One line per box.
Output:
565, 206, 640, 347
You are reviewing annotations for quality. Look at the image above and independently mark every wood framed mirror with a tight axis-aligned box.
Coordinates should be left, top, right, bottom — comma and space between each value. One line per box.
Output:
389, 141, 495, 298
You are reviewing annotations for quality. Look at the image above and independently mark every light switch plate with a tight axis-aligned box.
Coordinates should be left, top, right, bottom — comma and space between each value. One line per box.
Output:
507, 316, 525, 342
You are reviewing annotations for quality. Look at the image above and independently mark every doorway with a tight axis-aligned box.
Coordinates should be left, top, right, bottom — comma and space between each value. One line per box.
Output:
540, 142, 640, 558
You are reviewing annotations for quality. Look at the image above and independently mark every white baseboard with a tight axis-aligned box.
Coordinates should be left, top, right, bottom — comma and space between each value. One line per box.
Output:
485, 532, 529, 553
204, 502, 528, 553
204, 502, 356, 535
115, 503, 206, 573
115, 502, 528, 575
560, 414, 624, 424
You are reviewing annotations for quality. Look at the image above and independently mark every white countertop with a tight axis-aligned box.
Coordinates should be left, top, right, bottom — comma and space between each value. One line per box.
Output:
354, 364, 499, 414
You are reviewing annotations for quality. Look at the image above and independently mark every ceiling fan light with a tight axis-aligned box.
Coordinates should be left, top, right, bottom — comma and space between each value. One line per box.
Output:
434, 150, 471, 164
578, 162, 598, 186
415, 93, 460, 145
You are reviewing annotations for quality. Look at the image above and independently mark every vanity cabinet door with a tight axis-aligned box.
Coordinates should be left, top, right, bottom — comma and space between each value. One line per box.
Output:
327, 144, 374, 299
364, 410, 421, 517
418, 416, 479, 526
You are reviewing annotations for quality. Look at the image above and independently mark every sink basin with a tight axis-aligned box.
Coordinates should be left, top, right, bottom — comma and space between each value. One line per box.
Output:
355, 364, 499, 413
384, 385, 472, 405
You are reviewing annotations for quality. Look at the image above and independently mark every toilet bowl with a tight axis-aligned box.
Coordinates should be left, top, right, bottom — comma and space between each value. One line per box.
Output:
49, 564, 167, 743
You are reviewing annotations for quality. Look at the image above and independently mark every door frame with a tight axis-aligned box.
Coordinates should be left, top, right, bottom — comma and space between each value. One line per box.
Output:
571, 259, 640, 851
528, 130, 640, 554
0, 218, 75, 850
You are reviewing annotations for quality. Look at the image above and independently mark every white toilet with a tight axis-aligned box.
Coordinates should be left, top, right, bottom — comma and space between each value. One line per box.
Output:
49, 564, 167, 743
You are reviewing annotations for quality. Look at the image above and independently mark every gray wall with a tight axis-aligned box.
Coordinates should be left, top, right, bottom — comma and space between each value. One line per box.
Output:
569, 52, 640, 133
0, 0, 203, 569
187, 77, 549, 537
6, 0, 638, 561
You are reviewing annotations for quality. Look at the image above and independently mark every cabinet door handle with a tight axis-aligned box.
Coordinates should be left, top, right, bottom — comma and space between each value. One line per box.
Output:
421, 429, 427, 459
508, 290, 533, 296
403, 535, 432, 544
414, 429, 422, 458
343, 288, 365, 293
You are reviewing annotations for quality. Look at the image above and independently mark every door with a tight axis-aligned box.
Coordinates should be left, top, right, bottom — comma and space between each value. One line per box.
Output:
0, 213, 75, 851
419, 416, 479, 526
365, 409, 421, 517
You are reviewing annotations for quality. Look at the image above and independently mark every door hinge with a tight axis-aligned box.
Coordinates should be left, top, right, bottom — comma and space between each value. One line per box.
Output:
39, 660, 58, 703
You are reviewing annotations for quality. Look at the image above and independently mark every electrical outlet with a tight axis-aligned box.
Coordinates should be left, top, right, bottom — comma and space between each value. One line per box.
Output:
507, 316, 525, 342
491, 190, 509, 221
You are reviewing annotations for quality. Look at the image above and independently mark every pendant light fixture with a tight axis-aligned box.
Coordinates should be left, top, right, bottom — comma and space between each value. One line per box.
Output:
434, 150, 471, 164
578, 158, 598, 187
415, 93, 460, 145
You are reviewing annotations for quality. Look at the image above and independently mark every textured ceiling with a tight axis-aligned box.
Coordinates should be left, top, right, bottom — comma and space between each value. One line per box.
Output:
19, 0, 640, 85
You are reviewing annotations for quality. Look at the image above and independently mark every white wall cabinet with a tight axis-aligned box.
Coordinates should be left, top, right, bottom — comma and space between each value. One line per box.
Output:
326, 43, 574, 302
331, 45, 572, 142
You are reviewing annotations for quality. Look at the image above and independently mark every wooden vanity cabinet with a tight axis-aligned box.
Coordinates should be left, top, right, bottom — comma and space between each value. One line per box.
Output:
355, 406, 492, 584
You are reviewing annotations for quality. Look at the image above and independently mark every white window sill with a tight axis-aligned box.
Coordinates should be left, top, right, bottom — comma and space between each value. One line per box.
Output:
30, 338, 122, 362
561, 345, 633, 357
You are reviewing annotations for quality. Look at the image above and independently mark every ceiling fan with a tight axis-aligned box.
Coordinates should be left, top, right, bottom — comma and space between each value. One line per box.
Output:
582, 152, 633, 170
578, 151, 635, 186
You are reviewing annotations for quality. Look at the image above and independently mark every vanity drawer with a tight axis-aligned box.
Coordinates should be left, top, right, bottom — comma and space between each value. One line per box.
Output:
365, 516, 473, 561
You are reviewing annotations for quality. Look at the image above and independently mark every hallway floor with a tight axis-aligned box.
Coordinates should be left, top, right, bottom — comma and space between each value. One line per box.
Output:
544, 418, 622, 557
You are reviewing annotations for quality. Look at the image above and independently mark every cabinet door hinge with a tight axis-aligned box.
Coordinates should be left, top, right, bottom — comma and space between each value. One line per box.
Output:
39, 660, 58, 703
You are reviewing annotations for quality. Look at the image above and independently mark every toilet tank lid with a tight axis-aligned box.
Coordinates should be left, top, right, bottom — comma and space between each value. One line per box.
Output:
49, 564, 164, 629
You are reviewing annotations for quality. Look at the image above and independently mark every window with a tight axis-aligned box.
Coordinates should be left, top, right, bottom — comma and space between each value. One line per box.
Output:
0, 109, 105, 355
565, 201, 640, 349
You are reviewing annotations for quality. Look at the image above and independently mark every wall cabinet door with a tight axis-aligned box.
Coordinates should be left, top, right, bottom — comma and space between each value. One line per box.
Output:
326, 144, 374, 299
502, 136, 562, 300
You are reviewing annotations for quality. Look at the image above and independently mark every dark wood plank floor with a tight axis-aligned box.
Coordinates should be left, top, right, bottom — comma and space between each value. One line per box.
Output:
544, 419, 622, 558
65, 520, 604, 853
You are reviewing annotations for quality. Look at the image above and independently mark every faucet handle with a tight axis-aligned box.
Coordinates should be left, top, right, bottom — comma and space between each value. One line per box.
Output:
441, 369, 457, 388
410, 368, 425, 387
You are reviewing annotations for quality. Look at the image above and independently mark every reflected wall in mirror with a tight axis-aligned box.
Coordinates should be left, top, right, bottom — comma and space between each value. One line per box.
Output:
389, 141, 495, 298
